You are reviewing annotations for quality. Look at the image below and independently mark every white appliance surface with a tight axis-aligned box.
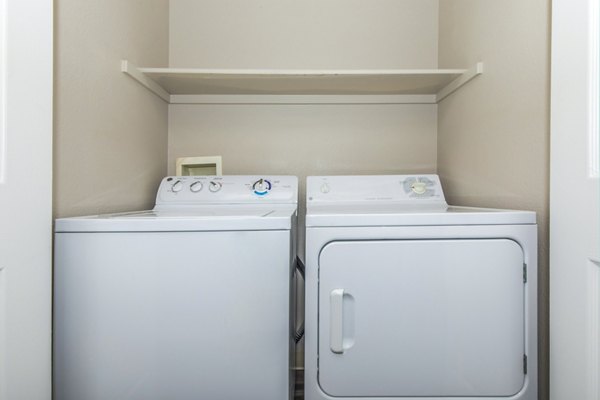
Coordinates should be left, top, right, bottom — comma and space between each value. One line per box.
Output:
319, 239, 524, 397
306, 174, 447, 207
55, 205, 296, 232
54, 176, 298, 400
56, 176, 298, 232
306, 204, 535, 226
304, 175, 538, 400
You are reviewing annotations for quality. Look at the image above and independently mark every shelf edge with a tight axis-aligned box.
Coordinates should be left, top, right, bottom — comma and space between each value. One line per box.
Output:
121, 59, 483, 104
121, 60, 171, 103
139, 67, 468, 76
436, 62, 484, 103
169, 94, 437, 105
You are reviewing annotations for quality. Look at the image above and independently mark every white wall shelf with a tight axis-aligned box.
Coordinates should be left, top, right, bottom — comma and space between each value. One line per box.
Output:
121, 60, 483, 105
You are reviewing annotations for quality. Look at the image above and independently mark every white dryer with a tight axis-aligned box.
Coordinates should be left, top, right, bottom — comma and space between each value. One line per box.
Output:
304, 175, 537, 400
54, 176, 298, 400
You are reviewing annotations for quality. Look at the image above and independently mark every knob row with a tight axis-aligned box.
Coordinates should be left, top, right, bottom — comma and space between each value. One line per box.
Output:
171, 180, 222, 193
170, 178, 273, 195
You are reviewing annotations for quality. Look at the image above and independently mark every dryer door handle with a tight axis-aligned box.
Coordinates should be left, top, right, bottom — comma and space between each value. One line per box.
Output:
330, 289, 345, 354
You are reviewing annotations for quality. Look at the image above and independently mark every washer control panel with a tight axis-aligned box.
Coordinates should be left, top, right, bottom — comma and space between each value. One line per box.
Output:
307, 175, 447, 206
156, 176, 298, 205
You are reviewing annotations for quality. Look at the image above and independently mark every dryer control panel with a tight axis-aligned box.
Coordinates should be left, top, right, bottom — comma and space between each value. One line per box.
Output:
156, 176, 298, 206
307, 175, 447, 207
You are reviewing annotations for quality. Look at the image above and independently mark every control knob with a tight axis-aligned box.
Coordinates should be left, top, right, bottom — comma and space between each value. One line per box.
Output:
209, 181, 222, 193
411, 181, 428, 195
404, 177, 434, 196
171, 180, 183, 193
252, 178, 272, 196
190, 181, 203, 193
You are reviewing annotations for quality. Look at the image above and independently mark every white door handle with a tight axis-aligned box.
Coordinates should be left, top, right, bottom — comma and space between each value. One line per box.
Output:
330, 289, 344, 354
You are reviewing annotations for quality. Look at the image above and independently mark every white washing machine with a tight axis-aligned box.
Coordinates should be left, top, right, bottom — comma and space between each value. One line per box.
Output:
54, 176, 298, 400
304, 175, 537, 400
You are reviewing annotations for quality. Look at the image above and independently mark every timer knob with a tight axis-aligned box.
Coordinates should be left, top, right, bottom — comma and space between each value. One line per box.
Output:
171, 180, 183, 193
411, 181, 427, 195
190, 181, 203, 193
252, 178, 272, 196
209, 181, 222, 193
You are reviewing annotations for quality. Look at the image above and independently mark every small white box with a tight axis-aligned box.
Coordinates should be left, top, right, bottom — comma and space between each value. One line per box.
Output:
176, 156, 222, 176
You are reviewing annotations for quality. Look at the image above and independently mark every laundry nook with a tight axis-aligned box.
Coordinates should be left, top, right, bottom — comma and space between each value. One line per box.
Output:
0, 1, 596, 400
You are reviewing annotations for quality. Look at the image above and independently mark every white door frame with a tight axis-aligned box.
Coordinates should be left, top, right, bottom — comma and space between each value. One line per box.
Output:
0, 0, 53, 399
550, 0, 600, 399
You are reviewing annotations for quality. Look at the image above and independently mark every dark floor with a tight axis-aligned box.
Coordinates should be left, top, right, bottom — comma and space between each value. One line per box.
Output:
294, 370, 304, 400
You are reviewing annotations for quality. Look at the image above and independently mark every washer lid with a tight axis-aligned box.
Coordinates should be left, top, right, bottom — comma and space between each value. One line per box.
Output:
55, 205, 297, 232
306, 205, 536, 227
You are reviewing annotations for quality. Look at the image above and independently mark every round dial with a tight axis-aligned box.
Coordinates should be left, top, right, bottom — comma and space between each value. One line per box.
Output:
171, 180, 183, 193
411, 181, 427, 195
252, 179, 272, 196
403, 177, 435, 197
190, 181, 203, 193
208, 181, 222, 193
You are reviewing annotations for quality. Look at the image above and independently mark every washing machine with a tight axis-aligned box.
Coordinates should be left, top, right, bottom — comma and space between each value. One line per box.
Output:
54, 176, 298, 400
304, 175, 537, 400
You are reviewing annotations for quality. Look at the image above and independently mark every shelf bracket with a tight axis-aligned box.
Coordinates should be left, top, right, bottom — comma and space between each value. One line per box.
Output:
121, 60, 171, 103
436, 62, 484, 103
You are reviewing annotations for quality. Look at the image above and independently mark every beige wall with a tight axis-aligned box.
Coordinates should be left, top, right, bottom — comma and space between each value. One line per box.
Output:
170, 0, 439, 69
437, 1, 550, 399
168, 106, 437, 179
54, 0, 169, 218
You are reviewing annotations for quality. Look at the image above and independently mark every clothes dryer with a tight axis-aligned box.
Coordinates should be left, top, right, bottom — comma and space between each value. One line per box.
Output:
54, 176, 297, 400
304, 175, 537, 400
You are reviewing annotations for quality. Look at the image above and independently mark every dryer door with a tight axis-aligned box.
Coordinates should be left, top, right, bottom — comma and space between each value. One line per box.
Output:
318, 239, 525, 397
